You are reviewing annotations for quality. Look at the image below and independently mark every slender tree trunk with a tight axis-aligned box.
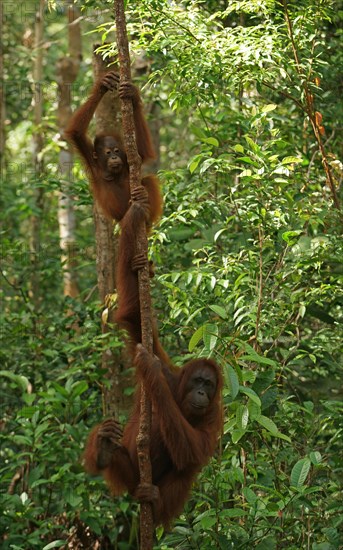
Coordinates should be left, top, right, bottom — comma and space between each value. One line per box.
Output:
57, 3, 81, 298
114, 1, 154, 547
0, 33, 5, 171
30, 0, 45, 308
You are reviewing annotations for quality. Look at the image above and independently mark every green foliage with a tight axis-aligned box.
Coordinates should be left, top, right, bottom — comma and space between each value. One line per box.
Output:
1, 0, 342, 548
0, 366, 138, 548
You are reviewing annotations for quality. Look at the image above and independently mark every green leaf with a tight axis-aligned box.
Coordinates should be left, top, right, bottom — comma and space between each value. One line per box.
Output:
243, 487, 257, 503
273, 166, 290, 175
214, 228, 227, 242
304, 401, 314, 413
261, 387, 278, 410
232, 429, 246, 443
233, 144, 244, 153
203, 323, 218, 351
256, 415, 278, 435
245, 136, 260, 153
199, 515, 217, 528
274, 431, 292, 443
248, 400, 261, 420
71, 380, 88, 397
236, 405, 249, 430
224, 417, 236, 434
310, 451, 322, 465
13, 435, 32, 445
291, 458, 311, 487
240, 353, 277, 368
199, 158, 217, 174
256, 415, 291, 442
242, 370, 256, 384
188, 326, 203, 352
31, 479, 50, 489
237, 156, 258, 166
65, 493, 83, 508
210, 276, 217, 289
202, 137, 219, 146
188, 155, 202, 173
209, 304, 227, 319
282, 230, 302, 244
52, 382, 69, 398
35, 421, 50, 440
240, 342, 278, 367
43, 542, 66, 550
239, 386, 261, 406
18, 406, 39, 419
253, 369, 276, 393
268, 154, 279, 162
298, 304, 306, 318
225, 365, 239, 399
262, 104, 277, 113
281, 156, 302, 164
189, 161, 198, 174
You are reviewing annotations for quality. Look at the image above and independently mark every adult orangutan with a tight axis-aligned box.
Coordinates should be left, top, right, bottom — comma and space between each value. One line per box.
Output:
65, 71, 162, 223
84, 193, 223, 528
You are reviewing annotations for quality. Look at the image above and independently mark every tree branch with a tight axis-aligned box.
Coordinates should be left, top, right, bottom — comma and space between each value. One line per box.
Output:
114, 1, 154, 547
281, 0, 340, 211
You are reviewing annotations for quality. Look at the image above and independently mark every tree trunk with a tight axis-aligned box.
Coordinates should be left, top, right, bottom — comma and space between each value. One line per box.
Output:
0, 36, 5, 169
57, 4, 81, 299
29, 0, 45, 309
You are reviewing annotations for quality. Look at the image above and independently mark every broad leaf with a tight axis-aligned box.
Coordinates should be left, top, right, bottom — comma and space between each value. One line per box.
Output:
239, 386, 261, 406
225, 365, 239, 399
188, 326, 204, 352
291, 458, 311, 487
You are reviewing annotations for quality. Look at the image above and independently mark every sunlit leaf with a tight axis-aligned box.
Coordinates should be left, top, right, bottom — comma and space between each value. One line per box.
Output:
236, 404, 249, 429
188, 326, 204, 352
233, 144, 244, 153
281, 156, 302, 164
202, 137, 219, 146
262, 103, 277, 113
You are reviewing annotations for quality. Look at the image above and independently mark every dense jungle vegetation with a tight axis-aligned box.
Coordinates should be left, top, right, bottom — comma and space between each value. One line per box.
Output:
0, 1, 342, 548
